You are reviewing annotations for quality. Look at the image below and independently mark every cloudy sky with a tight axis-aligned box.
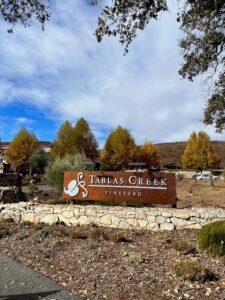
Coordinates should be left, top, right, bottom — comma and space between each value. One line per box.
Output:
0, 0, 224, 147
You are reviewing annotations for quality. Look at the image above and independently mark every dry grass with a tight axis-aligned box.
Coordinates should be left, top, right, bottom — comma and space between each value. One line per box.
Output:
176, 179, 225, 208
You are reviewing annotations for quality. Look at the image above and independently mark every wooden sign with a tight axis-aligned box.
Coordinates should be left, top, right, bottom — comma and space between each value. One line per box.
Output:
63, 171, 176, 206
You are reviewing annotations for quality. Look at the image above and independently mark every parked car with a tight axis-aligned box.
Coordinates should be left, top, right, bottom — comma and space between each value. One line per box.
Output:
196, 174, 211, 180
196, 174, 220, 180
211, 175, 219, 180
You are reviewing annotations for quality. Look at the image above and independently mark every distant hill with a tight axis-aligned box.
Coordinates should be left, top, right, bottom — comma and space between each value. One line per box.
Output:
157, 141, 225, 168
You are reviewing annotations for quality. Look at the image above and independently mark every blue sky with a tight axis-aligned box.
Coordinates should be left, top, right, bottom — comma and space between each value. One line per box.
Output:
0, 0, 224, 147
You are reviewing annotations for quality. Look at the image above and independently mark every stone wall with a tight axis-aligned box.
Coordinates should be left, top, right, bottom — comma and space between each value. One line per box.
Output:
1, 203, 225, 230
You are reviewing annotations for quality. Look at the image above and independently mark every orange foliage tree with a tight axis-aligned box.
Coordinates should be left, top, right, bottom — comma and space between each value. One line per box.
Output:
139, 141, 161, 169
101, 126, 137, 170
181, 131, 220, 170
5, 128, 38, 172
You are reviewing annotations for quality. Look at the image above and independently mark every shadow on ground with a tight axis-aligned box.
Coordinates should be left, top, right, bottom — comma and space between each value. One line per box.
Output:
0, 290, 59, 300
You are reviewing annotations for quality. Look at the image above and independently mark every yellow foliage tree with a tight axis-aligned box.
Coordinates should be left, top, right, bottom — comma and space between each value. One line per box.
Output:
73, 118, 99, 161
5, 128, 38, 172
51, 121, 76, 159
101, 126, 137, 170
181, 131, 220, 170
139, 141, 161, 169
51, 118, 99, 161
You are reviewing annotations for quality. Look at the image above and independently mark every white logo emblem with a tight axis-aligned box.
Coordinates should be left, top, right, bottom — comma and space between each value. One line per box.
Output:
64, 172, 88, 198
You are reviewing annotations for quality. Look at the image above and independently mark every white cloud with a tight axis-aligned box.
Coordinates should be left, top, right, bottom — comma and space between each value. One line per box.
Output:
0, 0, 223, 144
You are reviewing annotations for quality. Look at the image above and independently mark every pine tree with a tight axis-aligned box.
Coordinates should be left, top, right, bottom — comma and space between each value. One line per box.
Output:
101, 126, 136, 170
5, 128, 38, 172
139, 141, 161, 169
181, 131, 220, 170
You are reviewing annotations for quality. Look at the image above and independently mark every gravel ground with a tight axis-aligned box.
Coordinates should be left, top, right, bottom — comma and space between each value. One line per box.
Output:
1, 222, 225, 300
0, 252, 81, 300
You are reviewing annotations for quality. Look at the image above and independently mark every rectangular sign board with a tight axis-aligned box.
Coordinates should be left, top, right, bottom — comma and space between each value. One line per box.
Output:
63, 171, 176, 206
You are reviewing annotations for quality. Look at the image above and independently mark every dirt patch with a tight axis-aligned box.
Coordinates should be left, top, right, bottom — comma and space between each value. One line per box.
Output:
0, 222, 225, 299
176, 179, 225, 209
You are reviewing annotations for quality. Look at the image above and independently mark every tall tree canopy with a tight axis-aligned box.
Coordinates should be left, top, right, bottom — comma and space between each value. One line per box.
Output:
51, 121, 75, 159
178, 1, 225, 132
5, 127, 38, 171
51, 118, 98, 161
139, 141, 161, 169
1, 0, 225, 131
0, 0, 50, 33
101, 125, 136, 170
73, 117, 99, 161
181, 131, 220, 170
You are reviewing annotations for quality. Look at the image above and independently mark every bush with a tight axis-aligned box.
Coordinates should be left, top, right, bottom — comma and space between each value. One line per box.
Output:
51, 227, 69, 237
28, 183, 38, 193
70, 229, 88, 240
0, 223, 10, 239
90, 227, 109, 241
15, 231, 29, 240
174, 260, 214, 282
45, 153, 89, 193
171, 240, 195, 254
126, 254, 150, 266
111, 231, 131, 243
46, 198, 68, 205
35, 228, 50, 240
21, 221, 33, 227
197, 221, 225, 256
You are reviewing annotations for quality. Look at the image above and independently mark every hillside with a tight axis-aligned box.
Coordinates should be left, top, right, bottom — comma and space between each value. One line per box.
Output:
157, 141, 225, 168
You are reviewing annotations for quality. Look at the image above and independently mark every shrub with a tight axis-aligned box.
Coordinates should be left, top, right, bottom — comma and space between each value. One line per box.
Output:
35, 228, 50, 240
90, 227, 109, 241
46, 198, 68, 205
70, 229, 88, 240
111, 231, 131, 243
197, 221, 225, 256
126, 254, 150, 266
28, 183, 38, 193
171, 240, 195, 254
51, 227, 69, 237
15, 231, 29, 240
21, 221, 33, 227
174, 260, 214, 282
45, 153, 89, 193
0, 223, 10, 239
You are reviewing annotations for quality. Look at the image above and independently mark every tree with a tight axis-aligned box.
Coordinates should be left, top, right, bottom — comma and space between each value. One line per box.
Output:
45, 153, 88, 193
0, 0, 50, 33
181, 131, 220, 170
51, 121, 76, 159
139, 141, 161, 169
178, 1, 225, 132
5, 127, 38, 172
95, 0, 225, 131
95, 0, 167, 54
1, 1, 224, 130
101, 126, 136, 170
73, 117, 99, 161
51, 118, 99, 161
29, 148, 49, 175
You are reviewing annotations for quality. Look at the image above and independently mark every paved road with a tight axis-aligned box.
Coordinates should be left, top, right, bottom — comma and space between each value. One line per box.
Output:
0, 252, 82, 300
